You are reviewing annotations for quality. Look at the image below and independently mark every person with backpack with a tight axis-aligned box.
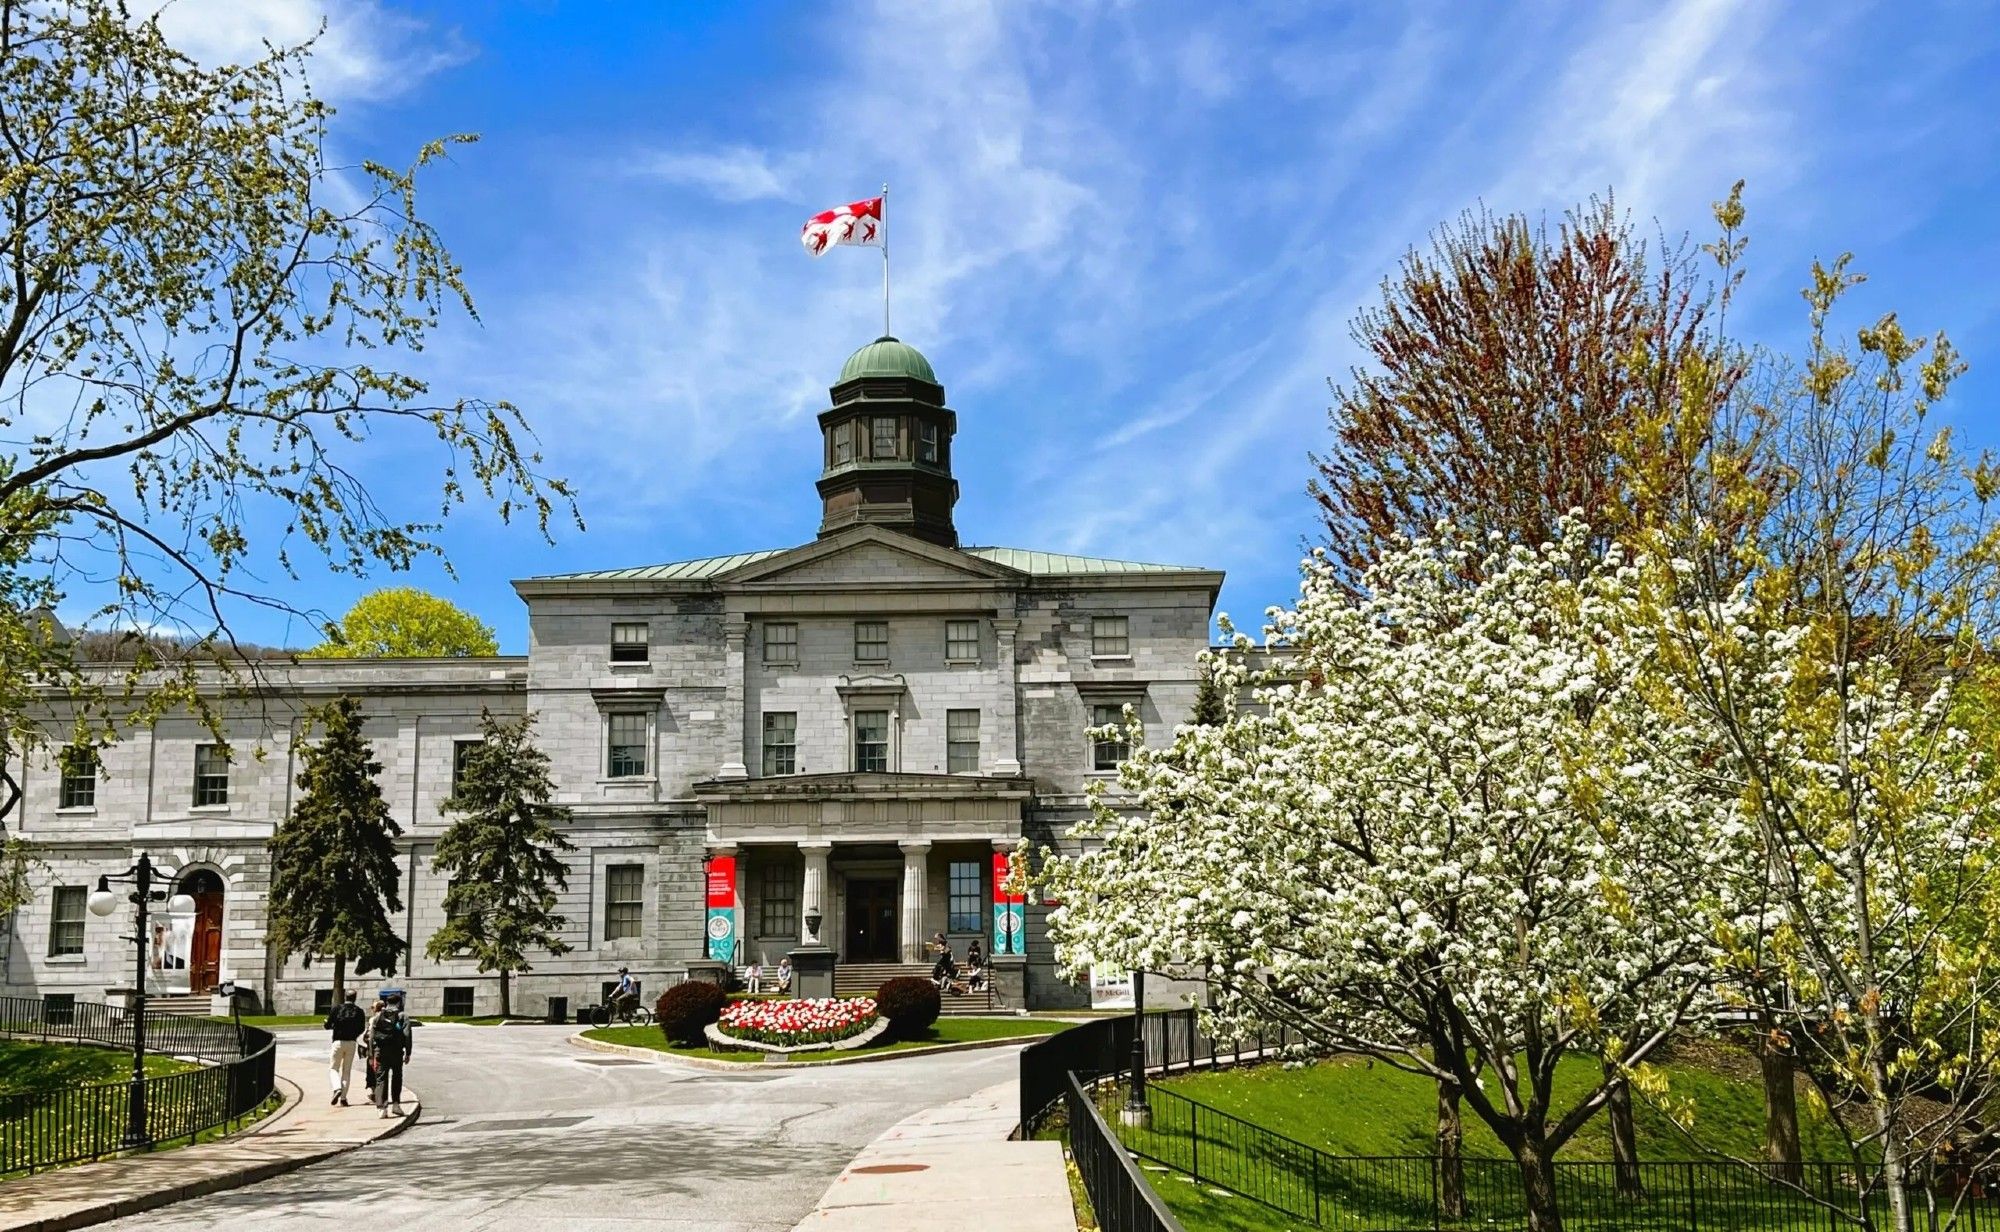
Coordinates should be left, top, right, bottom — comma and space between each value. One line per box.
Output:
369, 993, 415, 1117
323, 990, 367, 1106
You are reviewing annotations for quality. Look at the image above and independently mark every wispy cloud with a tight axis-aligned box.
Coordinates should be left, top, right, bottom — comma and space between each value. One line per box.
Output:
633, 146, 793, 202
146, 0, 467, 101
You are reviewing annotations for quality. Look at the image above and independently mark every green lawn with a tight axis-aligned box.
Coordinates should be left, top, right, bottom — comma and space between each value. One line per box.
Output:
582, 1015, 1065, 1063
0, 1038, 194, 1093
1100, 1044, 1886, 1232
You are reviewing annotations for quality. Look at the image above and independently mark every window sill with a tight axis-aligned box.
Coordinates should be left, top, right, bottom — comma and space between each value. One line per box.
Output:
54, 806, 97, 815
762, 660, 799, 670
944, 658, 980, 668
190, 804, 233, 814
852, 660, 891, 669
44, 955, 88, 966
1090, 654, 1133, 664
608, 661, 651, 672
597, 777, 657, 787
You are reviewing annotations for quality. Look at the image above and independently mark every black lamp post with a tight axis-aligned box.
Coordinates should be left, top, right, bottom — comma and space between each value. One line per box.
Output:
87, 853, 195, 1152
1124, 968, 1150, 1124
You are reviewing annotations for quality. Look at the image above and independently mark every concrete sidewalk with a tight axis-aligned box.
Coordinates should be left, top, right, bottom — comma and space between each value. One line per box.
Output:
792, 1079, 1076, 1231
0, 1044, 419, 1232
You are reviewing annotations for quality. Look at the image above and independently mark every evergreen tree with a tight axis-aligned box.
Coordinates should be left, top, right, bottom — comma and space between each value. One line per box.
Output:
426, 711, 575, 1018
268, 696, 406, 1001
1190, 660, 1227, 726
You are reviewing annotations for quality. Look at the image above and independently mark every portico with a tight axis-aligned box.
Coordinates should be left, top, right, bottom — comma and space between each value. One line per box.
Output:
695, 771, 1029, 966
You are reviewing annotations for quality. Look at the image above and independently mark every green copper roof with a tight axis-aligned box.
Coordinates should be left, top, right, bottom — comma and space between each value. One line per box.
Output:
838, 336, 937, 385
961, 547, 1211, 575
530, 543, 1211, 583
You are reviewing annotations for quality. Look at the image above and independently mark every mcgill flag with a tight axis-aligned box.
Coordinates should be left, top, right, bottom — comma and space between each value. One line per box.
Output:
801, 196, 883, 257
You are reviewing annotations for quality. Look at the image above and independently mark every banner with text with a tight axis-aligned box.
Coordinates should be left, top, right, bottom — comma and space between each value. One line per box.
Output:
991, 851, 1025, 956
705, 855, 737, 962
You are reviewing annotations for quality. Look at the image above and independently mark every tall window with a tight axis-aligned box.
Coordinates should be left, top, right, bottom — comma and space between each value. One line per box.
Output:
762, 712, 798, 776
610, 621, 649, 663
58, 745, 97, 809
947, 709, 981, 773
763, 621, 798, 664
831, 421, 856, 464
451, 739, 483, 791
945, 619, 979, 662
757, 859, 799, 937
918, 420, 939, 463
854, 621, 889, 662
854, 711, 889, 772
47, 886, 85, 956
1092, 703, 1131, 770
948, 862, 982, 934
607, 713, 648, 777
604, 865, 643, 940
871, 416, 899, 459
193, 744, 230, 806
1091, 615, 1130, 657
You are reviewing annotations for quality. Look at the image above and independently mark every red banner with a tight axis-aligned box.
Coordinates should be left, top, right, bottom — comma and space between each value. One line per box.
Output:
992, 851, 1011, 903
706, 854, 736, 908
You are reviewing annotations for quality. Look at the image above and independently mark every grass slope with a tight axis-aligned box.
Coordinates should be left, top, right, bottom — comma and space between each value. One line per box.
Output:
584, 1015, 1064, 1063
0, 1039, 193, 1094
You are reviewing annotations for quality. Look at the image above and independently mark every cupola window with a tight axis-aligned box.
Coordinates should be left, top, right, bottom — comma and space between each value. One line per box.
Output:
870, 416, 899, 459
831, 421, 855, 465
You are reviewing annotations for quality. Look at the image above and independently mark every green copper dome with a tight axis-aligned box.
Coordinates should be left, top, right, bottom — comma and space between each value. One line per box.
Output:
838, 336, 937, 385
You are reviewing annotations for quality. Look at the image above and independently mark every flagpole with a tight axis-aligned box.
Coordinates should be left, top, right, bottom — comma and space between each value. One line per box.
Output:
880, 182, 890, 337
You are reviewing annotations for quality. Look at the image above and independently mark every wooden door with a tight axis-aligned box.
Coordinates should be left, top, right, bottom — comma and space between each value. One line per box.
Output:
843, 880, 899, 962
189, 892, 223, 993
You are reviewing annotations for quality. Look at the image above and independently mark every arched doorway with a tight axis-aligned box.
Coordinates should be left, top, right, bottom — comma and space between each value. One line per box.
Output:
177, 869, 225, 994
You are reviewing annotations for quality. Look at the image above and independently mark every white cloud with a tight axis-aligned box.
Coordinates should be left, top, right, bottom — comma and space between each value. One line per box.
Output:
634, 147, 793, 203
145, 0, 467, 100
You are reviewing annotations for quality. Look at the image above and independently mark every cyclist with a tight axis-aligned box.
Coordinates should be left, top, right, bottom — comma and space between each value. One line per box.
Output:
610, 968, 640, 1019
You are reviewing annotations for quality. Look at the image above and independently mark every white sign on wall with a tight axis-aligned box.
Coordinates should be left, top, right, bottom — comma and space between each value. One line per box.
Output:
1089, 967, 1133, 1010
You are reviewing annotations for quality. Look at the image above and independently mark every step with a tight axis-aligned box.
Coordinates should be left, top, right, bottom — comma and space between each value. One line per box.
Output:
145, 995, 214, 1016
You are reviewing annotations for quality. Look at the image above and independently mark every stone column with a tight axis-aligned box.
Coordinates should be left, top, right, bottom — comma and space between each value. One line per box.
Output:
993, 618, 1022, 775
799, 841, 833, 946
718, 619, 750, 779
898, 839, 931, 962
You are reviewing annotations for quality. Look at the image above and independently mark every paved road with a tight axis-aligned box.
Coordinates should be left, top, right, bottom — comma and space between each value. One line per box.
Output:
97, 1024, 1029, 1231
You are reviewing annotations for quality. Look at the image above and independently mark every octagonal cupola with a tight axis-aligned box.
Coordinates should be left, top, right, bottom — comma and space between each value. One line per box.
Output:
816, 336, 958, 547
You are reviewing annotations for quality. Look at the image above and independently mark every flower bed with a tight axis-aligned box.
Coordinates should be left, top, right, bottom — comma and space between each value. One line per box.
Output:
714, 997, 878, 1048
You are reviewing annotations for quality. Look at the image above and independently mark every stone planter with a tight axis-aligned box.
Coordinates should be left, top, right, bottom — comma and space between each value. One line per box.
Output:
705, 1014, 891, 1058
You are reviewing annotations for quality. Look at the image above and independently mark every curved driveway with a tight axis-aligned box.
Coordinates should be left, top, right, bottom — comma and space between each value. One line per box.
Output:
97, 1024, 1027, 1231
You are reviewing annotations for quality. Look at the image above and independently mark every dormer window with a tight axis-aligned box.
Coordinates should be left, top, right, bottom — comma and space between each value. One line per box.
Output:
871, 416, 899, 459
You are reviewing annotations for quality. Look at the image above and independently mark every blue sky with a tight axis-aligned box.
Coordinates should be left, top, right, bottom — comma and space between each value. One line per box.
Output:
144, 0, 2000, 652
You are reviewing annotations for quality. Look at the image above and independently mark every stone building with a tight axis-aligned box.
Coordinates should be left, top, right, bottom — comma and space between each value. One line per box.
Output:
0, 338, 1223, 1015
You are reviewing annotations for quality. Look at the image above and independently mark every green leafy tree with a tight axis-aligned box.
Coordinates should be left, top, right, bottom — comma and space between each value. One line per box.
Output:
305, 588, 500, 658
0, 0, 576, 839
267, 696, 406, 1000
426, 711, 575, 1019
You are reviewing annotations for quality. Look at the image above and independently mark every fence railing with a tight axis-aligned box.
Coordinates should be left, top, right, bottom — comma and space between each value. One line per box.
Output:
1019, 1005, 1302, 1134
1096, 1071, 2000, 1231
0, 995, 277, 1175
1064, 1070, 1186, 1232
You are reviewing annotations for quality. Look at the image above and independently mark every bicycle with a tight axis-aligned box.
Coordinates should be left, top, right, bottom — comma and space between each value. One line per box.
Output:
587, 996, 653, 1028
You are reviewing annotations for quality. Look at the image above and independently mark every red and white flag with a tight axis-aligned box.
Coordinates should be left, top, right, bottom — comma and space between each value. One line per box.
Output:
801, 196, 883, 257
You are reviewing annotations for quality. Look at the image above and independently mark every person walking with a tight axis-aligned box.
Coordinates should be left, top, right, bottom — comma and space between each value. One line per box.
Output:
369, 994, 414, 1118
323, 990, 367, 1106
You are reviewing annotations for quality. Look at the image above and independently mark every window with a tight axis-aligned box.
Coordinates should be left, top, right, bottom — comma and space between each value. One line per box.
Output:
831, 421, 856, 465
947, 709, 981, 773
757, 859, 799, 937
1091, 615, 1130, 658
47, 886, 85, 957
1092, 703, 1131, 770
854, 711, 889, 772
314, 988, 335, 1015
871, 416, 899, 459
604, 865, 643, 940
607, 713, 648, 778
451, 739, 483, 791
762, 712, 797, 776
946, 619, 979, 662
442, 987, 475, 1017
854, 620, 889, 662
193, 744, 230, 806
948, 861, 983, 934
41, 994, 76, 1026
610, 621, 649, 663
58, 745, 97, 809
763, 621, 798, 664
918, 420, 939, 463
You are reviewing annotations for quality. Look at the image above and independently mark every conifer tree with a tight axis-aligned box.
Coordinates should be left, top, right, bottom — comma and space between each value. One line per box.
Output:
426, 711, 575, 1018
268, 696, 406, 1002
1190, 659, 1226, 726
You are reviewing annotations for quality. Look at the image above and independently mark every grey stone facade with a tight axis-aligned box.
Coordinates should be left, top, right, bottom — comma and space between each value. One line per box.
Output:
1, 342, 1222, 1015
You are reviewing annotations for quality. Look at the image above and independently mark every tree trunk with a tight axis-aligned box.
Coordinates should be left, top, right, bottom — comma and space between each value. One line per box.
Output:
499, 969, 510, 1020
1438, 1079, 1466, 1218
1513, 1137, 1565, 1232
332, 953, 346, 1006
1757, 1031, 1803, 1185
1604, 1060, 1644, 1198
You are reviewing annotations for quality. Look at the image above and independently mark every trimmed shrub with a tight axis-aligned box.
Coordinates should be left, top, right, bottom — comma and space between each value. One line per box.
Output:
654, 980, 727, 1046
874, 976, 941, 1041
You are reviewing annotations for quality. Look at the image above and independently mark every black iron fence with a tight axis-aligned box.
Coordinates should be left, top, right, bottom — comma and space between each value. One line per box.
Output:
1065, 1070, 1186, 1232
1019, 1006, 1302, 1134
1096, 1072, 2000, 1231
0, 995, 277, 1175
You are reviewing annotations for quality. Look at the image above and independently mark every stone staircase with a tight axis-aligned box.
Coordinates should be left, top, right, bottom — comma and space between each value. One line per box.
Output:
144, 994, 214, 1017
834, 962, 995, 1015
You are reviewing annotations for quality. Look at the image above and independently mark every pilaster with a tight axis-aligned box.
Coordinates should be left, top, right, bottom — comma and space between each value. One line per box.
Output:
719, 620, 750, 779
799, 840, 833, 946
993, 618, 1022, 776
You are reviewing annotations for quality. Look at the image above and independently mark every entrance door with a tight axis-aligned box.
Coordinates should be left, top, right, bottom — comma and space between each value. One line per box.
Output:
180, 870, 225, 994
843, 879, 900, 962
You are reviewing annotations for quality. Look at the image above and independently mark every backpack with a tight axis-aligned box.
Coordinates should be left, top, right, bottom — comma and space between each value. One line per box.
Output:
371, 1010, 406, 1057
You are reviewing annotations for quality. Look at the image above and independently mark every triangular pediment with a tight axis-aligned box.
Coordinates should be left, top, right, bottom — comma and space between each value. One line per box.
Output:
717, 527, 1023, 588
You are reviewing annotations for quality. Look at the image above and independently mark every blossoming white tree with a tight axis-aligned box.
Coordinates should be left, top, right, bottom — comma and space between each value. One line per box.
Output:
1042, 522, 1745, 1232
